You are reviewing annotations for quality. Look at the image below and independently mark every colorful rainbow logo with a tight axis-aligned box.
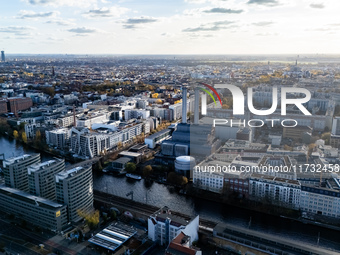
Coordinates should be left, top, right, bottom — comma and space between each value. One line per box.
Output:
198, 82, 223, 106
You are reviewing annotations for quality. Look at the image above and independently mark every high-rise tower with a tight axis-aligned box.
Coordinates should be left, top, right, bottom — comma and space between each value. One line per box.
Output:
1, 51, 5, 62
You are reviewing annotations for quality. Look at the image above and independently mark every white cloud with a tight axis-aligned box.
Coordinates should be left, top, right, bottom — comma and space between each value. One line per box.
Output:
17, 10, 59, 19
83, 6, 129, 18
24, 0, 97, 7
46, 19, 76, 26
121, 16, 158, 29
68, 27, 98, 34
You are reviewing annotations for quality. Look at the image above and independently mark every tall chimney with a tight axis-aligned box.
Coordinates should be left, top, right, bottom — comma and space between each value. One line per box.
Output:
73, 105, 76, 127
182, 86, 187, 124
194, 87, 199, 125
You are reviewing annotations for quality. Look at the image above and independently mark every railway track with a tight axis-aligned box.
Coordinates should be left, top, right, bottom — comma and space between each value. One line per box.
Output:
94, 190, 217, 230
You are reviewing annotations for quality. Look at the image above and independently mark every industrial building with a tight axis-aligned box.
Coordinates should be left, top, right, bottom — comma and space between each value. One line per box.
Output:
89, 223, 137, 252
174, 156, 196, 178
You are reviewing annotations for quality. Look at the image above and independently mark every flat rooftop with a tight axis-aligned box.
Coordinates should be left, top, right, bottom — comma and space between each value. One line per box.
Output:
3, 153, 39, 168
118, 151, 142, 157
145, 128, 171, 139
27, 158, 63, 174
251, 173, 300, 185
89, 223, 137, 252
55, 166, 85, 182
150, 207, 195, 227
0, 185, 64, 209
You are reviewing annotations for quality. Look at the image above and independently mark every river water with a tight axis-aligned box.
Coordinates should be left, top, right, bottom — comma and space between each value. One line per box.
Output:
1, 136, 339, 252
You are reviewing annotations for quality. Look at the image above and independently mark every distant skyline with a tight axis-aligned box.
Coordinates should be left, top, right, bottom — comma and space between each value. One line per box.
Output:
0, 0, 339, 55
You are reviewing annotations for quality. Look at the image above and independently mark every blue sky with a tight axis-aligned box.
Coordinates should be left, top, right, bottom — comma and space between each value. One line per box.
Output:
0, 0, 339, 54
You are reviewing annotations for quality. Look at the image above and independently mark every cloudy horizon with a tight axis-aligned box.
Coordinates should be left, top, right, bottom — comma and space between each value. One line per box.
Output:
0, 0, 339, 54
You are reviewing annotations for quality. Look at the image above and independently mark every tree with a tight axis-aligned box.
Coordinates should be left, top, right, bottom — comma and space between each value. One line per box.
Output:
22, 132, 28, 143
117, 141, 123, 149
308, 143, 316, 155
321, 132, 331, 145
77, 210, 100, 230
143, 165, 153, 177
35, 130, 41, 141
13, 130, 19, 140
125, 162, 136, 173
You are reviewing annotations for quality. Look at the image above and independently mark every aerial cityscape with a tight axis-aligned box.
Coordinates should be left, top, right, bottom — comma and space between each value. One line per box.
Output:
1, 0, 340, 255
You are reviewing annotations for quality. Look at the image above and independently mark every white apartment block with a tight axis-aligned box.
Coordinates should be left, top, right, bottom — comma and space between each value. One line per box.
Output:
249, 173, 301, 209
55, 166, 93, 223
148, 207, 199, 246
58, 114, 75, 127
76, 113, 109, 128
70, 123, 143, 158
46, 128, 70, 149
124, 109, 150, 121
300, 176, 340, 218
193, 162, 224, 194
27, 158, 65, 200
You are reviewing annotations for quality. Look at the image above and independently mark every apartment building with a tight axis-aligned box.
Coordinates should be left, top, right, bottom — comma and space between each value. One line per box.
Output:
124, 109, 150, 120
148, 207, 199, 246
193, 160, 225, 194
55, 166, 93, 222
46, 128, 70, 149
2, 153, 41, 192
249, 173, 301, 209
300, 176, 340, 218
0, 186, 68, 232
27, 158, 65, 200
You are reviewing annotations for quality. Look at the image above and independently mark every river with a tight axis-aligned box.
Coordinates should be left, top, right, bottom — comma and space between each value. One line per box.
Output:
0, 136, 339, 252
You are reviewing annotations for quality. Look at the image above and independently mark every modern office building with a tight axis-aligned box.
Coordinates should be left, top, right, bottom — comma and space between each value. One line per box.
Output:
1, 51, 4, 62
27, 158, 65, 200
145, 128, 172, 149
2, 153, 41, 192
0, 186, 68, 232
148, 207, 199, 246
70, 123, 143, 158
55, 166, 93, 222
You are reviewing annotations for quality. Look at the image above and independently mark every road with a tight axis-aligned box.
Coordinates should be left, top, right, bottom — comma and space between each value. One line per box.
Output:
0, 218, 77, 255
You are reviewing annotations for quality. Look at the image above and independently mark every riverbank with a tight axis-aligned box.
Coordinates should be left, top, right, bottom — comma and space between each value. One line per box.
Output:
183, 183, 340, 232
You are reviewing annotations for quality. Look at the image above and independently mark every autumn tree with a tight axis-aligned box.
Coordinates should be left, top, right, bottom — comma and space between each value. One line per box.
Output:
143, 165, 153, 177
13, 130, 19, 140
77, 210, 100, 230
321, 132, 331, 145
125, 162, 136, 173
22, 132, 28, 143
117, 141, 123, 149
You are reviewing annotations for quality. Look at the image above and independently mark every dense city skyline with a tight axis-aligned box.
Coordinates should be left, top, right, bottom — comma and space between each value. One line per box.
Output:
1, 0, 340, 54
